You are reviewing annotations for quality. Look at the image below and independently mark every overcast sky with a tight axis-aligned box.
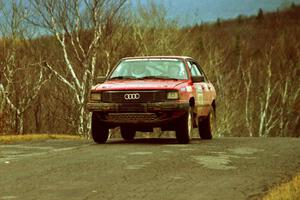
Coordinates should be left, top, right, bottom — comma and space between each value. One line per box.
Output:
133, 0, 300, 24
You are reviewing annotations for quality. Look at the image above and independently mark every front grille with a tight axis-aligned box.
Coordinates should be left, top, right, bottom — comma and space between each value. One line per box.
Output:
107, 113, 157, 121
102, 91, 166, 103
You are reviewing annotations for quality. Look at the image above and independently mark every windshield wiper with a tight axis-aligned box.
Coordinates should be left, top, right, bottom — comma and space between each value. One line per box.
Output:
138, 76, 179, 80
109, 76, 136, 80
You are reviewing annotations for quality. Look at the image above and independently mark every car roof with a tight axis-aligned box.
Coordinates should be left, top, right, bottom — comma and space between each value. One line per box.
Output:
121, 56, 194, 61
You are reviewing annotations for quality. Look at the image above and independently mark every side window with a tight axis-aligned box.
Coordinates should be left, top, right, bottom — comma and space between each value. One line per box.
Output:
187, 61, 203, 77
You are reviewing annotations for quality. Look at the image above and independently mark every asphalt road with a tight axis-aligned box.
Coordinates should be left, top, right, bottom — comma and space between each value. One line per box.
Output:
0, 137, 300, 200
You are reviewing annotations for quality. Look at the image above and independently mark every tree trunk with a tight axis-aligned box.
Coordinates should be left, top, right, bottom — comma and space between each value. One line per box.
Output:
15, 111, 24, 135
34, 96, 42, 133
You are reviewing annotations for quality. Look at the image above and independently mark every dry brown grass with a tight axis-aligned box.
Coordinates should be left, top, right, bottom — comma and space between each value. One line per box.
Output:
263, 175, 300, 200
0, 134, 83, 143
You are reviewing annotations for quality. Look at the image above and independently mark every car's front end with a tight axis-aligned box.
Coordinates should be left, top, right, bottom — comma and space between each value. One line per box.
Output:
87, 82, 191, 129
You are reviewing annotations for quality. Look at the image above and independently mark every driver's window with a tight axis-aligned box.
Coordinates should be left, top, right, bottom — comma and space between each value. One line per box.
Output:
188, 61, 202, 77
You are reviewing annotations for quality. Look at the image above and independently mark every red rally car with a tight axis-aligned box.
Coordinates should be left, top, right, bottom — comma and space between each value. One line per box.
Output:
87, 56, 216, 144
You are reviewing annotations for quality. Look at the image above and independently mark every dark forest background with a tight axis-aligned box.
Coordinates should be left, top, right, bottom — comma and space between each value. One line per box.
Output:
0, 1, 299, 137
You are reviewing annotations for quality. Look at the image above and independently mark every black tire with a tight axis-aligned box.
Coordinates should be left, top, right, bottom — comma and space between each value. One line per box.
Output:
120, 127, 136, 141
91, 112, 109, 144
175, 109, 193, 144
198, 107, 215, 140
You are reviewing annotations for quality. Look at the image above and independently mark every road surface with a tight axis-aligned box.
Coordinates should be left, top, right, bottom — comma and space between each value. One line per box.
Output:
0, 137, 300, 200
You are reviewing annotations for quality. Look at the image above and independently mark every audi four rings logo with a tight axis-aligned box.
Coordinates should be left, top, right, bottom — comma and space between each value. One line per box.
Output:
124, 93, 141, 100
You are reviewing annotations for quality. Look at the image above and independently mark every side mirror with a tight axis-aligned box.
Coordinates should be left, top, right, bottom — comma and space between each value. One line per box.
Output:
96, 76, 106, 84
192, 76, 205, 83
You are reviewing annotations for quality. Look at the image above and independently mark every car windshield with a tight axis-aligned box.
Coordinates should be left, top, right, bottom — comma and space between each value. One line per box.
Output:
109, 59, 188, 80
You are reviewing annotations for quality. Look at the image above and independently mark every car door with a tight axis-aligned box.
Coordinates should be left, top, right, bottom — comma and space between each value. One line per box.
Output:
187, 60, 214, 116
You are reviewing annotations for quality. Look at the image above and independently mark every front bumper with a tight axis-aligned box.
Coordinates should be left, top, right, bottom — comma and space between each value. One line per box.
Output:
87, 101, 190, 126
86, 101, 190, 112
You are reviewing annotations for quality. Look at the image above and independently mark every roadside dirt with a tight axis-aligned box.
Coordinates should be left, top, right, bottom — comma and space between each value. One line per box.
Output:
0, 137, 299, 200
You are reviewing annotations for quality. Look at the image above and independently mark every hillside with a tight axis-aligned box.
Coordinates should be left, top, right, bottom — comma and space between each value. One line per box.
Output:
182, 5, 300, 137
0, 2, 299, 137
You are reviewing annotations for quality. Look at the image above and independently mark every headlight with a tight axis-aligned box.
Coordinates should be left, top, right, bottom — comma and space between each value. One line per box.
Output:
90, 93, 101, 101
167, 91, 179, 100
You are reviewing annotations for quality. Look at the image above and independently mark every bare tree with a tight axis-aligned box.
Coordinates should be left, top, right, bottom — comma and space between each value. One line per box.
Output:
201, 40, 242, 137
131, 1, 185, 56
240, 57, 254, 137
0, 0, 50, 134
277, 64, 300, 136
257, 51, 279, 137
27, 0, 127, 136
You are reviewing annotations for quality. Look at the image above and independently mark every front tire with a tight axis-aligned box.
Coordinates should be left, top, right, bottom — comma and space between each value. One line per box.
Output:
91, 113, 109, 144
120, 127, 136, 141
175, 109, 193, 144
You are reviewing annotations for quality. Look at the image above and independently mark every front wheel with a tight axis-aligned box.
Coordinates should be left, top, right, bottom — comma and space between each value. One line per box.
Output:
91, 113, 109, 144
175, 109, 193, 144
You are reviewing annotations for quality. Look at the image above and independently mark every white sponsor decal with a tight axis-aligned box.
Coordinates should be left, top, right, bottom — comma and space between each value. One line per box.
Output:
186, 86, 192, 92
196, 85, 203, 93
198, 93, 204, 105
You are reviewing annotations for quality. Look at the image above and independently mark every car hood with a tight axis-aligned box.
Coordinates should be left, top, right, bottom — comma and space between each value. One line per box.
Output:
93, 79, 187, 91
